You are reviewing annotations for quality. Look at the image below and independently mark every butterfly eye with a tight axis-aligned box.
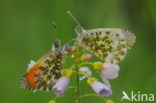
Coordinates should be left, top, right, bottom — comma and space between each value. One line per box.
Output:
75, 25, 85, 35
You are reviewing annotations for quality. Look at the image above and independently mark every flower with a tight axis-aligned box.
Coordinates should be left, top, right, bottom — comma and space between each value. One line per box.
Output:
87, 77, 112, 97
52, 70, 73, 96
105, 99, 114, 103
48, 100, 56, 103
80, 54, 92, 61
101, 63, 120, 79
79, 66, 92, 77
52, 76, 69, 96
93, 61, 103, 71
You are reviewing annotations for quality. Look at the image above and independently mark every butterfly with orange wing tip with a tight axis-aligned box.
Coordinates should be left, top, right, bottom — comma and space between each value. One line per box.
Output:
67, 11, 136, 63
20, 40, 65, 91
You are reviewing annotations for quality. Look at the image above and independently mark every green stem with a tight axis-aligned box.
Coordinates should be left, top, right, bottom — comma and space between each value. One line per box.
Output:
80, 94, 107, 102
79, 62, 93, 66
75, 64, 80, 103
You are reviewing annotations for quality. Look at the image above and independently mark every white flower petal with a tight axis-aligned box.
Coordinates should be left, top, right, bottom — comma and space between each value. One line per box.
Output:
101, 63, 120, 79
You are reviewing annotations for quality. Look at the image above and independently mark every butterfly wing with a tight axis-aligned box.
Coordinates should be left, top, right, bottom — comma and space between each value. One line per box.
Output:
20, 51, 64, 91
20, 40, 64, 92
77, 28, 136, 63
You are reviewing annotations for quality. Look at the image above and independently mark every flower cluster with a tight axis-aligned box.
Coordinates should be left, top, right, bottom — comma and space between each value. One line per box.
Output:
79, 55, 120, 97
49, 52, 120, 102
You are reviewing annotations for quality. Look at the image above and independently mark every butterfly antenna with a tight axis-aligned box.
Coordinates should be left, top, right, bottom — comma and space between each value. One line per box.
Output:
67, 10, 81, 26
51, 22, 59, 51
51, 22, 58, 40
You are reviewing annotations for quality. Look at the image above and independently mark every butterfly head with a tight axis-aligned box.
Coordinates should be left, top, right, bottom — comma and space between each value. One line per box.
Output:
52, 40, 62, 52
75, 25, 86, 35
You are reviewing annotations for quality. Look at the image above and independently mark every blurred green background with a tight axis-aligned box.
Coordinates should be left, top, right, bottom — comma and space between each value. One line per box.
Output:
0, 0, 156, 103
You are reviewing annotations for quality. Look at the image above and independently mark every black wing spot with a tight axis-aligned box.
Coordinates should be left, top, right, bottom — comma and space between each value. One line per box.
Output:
105, 31, 110, 35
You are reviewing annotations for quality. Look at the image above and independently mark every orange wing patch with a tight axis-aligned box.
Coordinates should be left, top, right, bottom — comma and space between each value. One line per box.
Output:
26, 62, 41, 88
20, 62, 41, 90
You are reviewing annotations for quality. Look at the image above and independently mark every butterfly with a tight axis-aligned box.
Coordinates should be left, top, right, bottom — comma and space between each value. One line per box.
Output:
20, 40, 64, 91
67, 11, 136, 63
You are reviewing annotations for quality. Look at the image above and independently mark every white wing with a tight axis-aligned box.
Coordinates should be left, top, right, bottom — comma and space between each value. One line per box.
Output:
77, 28, 136, 63
86, 28, 136, 49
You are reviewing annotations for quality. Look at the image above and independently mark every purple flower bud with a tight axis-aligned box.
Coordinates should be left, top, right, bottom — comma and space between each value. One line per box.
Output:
63, 45, 71, 51
81, 54, 92, 61
101, 63, 120, 79
52, 76, 69, 96
91, 81, 112, 96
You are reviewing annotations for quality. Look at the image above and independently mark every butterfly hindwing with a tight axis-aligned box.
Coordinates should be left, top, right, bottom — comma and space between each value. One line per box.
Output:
77, 28, 135, 63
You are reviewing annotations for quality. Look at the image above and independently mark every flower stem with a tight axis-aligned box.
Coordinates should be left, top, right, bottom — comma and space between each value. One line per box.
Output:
75, 64, 80, 103
79, 62, 93, 66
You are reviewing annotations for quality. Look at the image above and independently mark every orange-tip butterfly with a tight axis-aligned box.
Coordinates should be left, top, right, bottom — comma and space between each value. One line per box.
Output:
20, 40, 64, 91
67, 11, 136, 63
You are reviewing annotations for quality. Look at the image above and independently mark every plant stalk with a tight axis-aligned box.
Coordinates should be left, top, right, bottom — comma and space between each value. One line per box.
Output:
75, 64, 80, 103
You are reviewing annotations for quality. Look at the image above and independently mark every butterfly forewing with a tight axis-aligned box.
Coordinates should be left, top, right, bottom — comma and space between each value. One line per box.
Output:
20, 41, 64, 91
77, 28, 135, 63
